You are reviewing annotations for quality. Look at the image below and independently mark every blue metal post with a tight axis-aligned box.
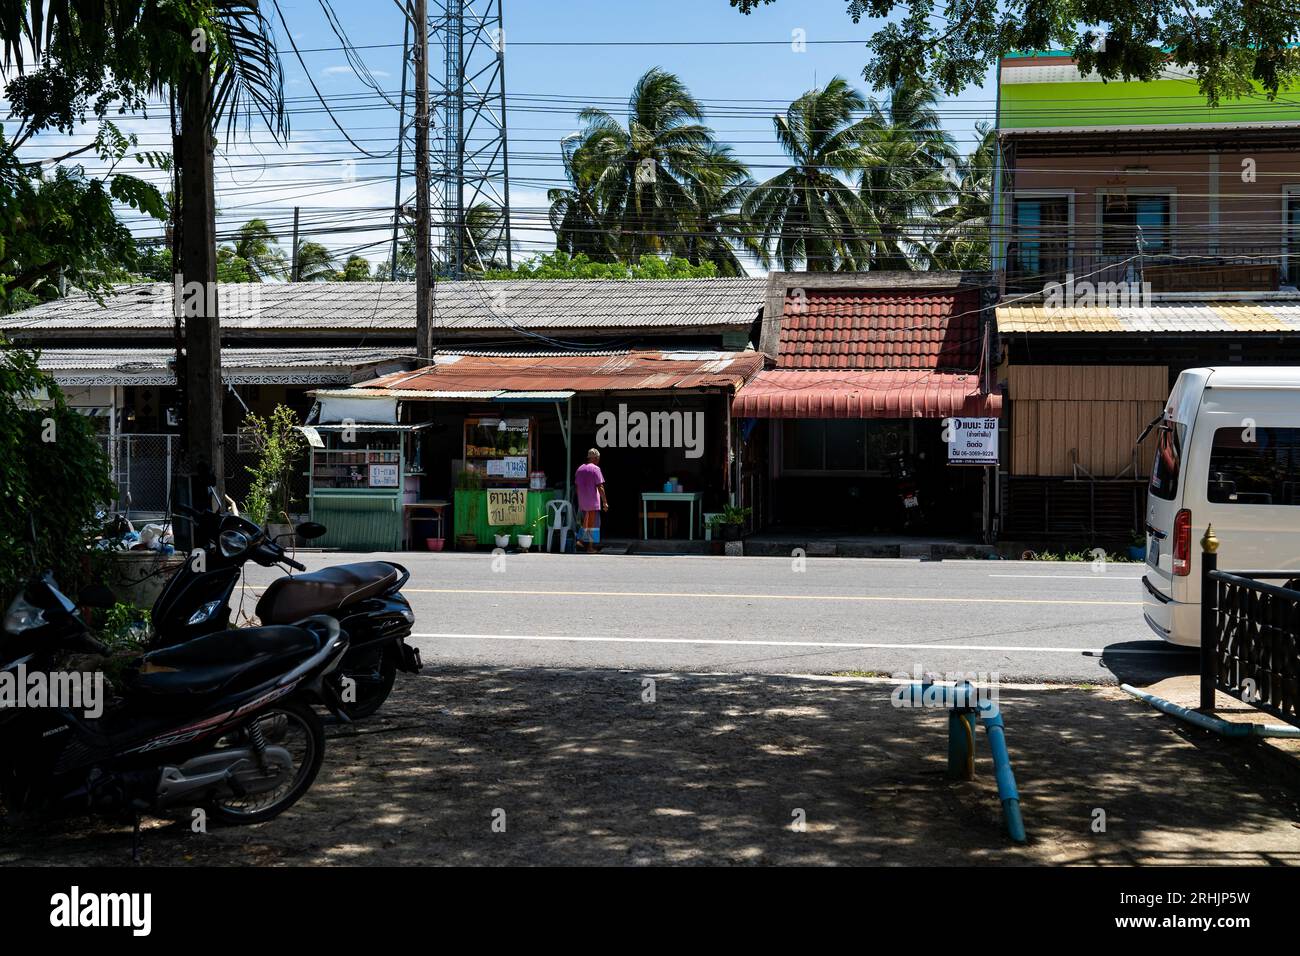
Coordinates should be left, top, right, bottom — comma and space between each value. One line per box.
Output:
978, 701, 1026, 843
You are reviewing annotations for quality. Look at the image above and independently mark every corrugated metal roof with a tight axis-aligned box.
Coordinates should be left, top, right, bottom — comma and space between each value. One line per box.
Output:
733, 371, 1002, 419
997, 301, 1300, 333
778, 288, 983, 370
0, 279, 765, 336
353, 349, 765, 395
34, 346, 410, 385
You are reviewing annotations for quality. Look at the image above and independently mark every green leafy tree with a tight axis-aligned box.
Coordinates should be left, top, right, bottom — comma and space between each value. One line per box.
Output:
743, 77, 874, 271
1, 338, 115, 603
332, 254, 374, 282
681, 143, 766, 276
729, 0, 1300, 103
483, 251, 717, 280
549, 133, 618, 262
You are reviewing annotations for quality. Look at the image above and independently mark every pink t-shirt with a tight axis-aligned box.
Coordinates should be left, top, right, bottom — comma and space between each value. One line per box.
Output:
575, 462, 605, 512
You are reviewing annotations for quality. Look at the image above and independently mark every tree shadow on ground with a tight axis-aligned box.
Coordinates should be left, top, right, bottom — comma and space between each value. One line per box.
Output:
3, 668, 1299, 866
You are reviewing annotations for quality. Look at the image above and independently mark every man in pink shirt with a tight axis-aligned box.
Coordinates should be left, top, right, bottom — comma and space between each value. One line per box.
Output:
574, 448, 608, 553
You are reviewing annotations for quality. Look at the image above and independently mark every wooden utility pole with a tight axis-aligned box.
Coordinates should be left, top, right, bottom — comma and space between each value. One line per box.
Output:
414, 0, 433, 359
174, 56, 223, 538
290, 206, 301, 281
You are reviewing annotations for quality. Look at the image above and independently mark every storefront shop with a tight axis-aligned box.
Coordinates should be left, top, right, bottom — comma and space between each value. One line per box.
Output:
734, 272, 1003, 540
316, 350, 764, 549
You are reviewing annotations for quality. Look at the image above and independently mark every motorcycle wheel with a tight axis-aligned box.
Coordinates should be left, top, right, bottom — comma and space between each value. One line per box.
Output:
339, 647, 398, 720
204, 699, 324, 825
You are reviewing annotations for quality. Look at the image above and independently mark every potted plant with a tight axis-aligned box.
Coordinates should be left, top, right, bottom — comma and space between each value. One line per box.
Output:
242, 405, 307, 541
1128, 531, 1146, 562
707, 504, 752, 543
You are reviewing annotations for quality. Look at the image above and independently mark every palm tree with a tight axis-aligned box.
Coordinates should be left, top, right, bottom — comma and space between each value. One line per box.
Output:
743, 77, 874, 272
931, 122, 996, 270
566, 68, 720, 261
681, 143, 766, 276
220, 218, 286, 281
549, 133, 618, 261
858, 83, 958, 270
293, 241, 338, 282
456, 202, 514, 272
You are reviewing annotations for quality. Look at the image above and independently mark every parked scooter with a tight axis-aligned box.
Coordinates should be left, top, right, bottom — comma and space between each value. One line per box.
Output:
152, 492, 421, 720
887, 450, 925, 532
0, 571, 347, 828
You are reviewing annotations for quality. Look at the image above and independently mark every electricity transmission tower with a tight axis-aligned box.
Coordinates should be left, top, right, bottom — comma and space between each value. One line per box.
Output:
399, 0, 513, 285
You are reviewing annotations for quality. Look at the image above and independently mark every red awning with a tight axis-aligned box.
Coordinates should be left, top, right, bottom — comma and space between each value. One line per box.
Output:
732, 370, 1002, 419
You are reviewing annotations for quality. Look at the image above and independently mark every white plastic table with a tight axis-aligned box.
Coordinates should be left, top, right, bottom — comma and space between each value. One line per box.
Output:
641, 492, 703, 540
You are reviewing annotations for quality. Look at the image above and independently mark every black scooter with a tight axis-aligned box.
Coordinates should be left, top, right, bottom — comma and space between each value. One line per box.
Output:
153, 494, 421, 719
0, 571, 347, 829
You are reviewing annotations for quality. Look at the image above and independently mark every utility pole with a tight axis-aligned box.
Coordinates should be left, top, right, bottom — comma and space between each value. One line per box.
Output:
414, 0, 433, 359
174, 53, 223, 545
290, 206, 301, 281
392, 16, 411, 282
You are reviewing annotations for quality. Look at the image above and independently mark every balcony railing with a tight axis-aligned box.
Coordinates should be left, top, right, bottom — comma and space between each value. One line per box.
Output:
1002, 244, 1294, 298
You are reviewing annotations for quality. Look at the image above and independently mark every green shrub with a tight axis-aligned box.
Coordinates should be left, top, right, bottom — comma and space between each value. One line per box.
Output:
1, 338, 115, 604
241, 404, 307, 526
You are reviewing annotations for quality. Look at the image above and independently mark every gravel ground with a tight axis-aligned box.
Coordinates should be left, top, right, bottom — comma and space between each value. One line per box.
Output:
3, 667, 1300, 866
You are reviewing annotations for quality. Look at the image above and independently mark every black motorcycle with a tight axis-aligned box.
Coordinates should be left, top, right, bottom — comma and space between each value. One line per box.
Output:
0, 571, 347, 828
154, 495, 421, 720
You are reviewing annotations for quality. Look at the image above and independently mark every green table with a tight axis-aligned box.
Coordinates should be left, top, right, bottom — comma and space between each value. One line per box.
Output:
454, 488, 558, 546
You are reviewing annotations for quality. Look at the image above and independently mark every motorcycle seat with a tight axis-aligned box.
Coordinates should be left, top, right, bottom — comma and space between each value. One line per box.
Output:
256, 562, 401, 625
125, 624, 321, 701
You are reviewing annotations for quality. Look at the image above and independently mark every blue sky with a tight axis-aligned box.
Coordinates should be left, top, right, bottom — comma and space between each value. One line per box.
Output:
9, 0, 1001, 272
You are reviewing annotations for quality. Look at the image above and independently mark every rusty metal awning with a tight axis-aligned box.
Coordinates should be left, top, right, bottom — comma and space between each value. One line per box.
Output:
352, 349, 766, 397
732, 370, 1003, 419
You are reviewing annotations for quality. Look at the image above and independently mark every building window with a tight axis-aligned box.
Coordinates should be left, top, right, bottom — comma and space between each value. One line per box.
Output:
1011, 195, 1069, 286
1207, 426, 1300, 506
1286, 189, 1300, 286
781, 419, 911, 474
1101, 193, 1170, 257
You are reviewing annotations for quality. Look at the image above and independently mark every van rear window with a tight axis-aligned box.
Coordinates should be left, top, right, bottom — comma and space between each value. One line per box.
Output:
1149, 420, 1183, 500
1207, 427, 1300, 505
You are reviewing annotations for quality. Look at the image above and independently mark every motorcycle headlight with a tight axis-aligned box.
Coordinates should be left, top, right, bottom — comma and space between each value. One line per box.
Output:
187, 600, 222, 626
3, 594, 47, 635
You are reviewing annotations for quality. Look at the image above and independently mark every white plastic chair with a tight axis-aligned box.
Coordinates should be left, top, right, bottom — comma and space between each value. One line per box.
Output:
544, 499, 573, 553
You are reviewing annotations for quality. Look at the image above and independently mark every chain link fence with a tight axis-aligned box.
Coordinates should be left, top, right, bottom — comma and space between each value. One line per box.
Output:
97, 433, 308, 522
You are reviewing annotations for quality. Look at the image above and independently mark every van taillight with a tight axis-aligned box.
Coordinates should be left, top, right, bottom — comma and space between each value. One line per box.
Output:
1172, 509, 1192, 576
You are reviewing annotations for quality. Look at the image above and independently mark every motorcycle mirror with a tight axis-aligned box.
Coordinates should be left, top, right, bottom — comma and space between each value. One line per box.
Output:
78, 584, 117, 609
294, 522, 327, 541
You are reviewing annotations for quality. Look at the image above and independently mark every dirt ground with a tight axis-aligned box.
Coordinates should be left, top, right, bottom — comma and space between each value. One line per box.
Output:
4, 667, 1300, 866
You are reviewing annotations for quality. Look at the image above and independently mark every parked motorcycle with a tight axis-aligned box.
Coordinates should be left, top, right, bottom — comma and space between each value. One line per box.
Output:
152, 493, 421, 720
0, 571, 347, 828
888, 450, 925, 532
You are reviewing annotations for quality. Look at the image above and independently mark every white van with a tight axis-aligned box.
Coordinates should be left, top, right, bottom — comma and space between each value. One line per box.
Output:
1143, 367, 1300, 645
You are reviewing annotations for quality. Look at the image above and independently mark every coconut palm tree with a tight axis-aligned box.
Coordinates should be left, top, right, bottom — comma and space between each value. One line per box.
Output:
220, 218, 286, 281
456, 202, 514, 272
293, 241, 338, 282
743, 77, 874, 272
680, 143, 767, 276
857, 83, 958, 270
549, 132, 619, 262
567, 67, 721, 261
930, 122, 996, 270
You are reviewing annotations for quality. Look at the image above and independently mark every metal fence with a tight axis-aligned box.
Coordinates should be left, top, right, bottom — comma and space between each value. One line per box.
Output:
1201, 539, 1300, 722
97, 433, 309, 522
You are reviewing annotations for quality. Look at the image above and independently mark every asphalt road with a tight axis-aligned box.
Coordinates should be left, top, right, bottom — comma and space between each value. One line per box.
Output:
240, 551, 1194, 684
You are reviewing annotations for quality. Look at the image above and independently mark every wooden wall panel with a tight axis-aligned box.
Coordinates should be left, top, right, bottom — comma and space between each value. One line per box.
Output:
1007, 365, 1168, 477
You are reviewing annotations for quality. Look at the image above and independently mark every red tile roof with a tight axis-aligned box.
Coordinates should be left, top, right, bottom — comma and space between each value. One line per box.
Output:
732, 370, 1002, 419
357, 349, 765, 394
777, 288, 983, 371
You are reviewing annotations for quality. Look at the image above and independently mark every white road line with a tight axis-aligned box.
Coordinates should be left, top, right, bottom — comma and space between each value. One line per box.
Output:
412, 632, 1194, 655
402, 587, 1140, 606
988, 574, 1144, 581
